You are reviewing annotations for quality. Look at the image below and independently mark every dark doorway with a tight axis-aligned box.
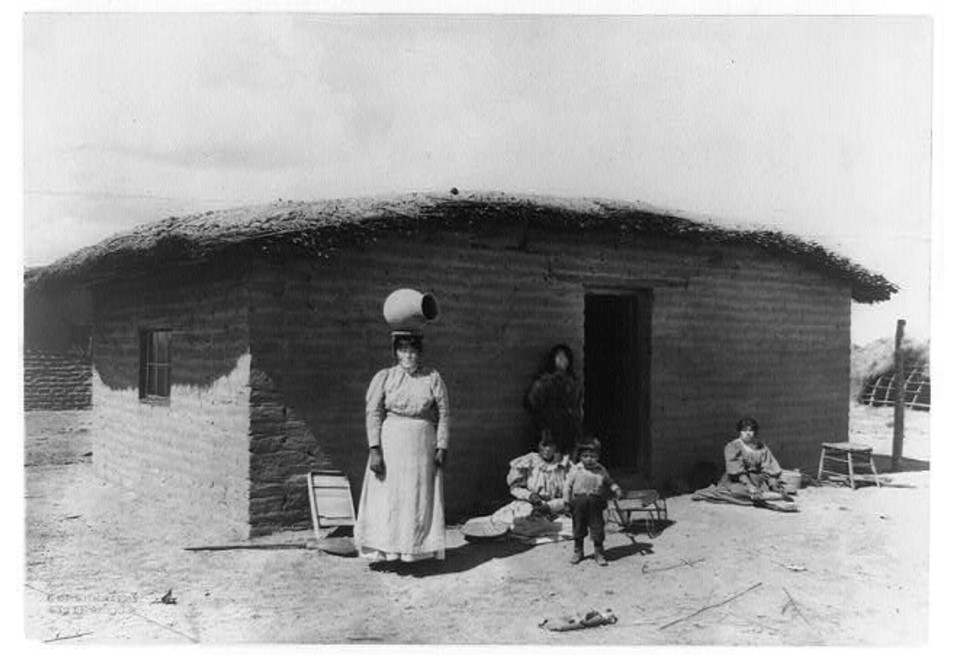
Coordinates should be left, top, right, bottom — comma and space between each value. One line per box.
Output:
583, 291, 652, 477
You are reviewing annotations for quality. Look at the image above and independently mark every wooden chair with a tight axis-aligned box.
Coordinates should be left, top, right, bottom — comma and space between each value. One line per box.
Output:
607, 489, 668, 537
817, 442, 881, 489
306, 470, 356, 543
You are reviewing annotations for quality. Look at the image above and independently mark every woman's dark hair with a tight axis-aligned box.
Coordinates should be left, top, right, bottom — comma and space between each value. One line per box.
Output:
736, 416, 760, 433
574, 436, 602, 457
537, 430, 558, 449
392, 333, 424, 354
540, 343, 575, 376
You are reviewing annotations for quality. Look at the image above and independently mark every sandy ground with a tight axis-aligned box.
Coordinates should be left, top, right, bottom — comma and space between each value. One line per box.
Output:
22, 404, 929, 645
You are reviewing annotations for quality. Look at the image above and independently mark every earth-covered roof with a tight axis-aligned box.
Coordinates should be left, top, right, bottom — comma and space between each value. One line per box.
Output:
27, 190, 896, 303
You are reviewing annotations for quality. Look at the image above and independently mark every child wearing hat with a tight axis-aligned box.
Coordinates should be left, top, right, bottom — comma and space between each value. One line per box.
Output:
563, 437, 622, 566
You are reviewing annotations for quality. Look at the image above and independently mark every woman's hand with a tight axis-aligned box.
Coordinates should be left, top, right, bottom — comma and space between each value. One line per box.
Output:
546, 498, 567, 514
434, 448, 447, 468
369, 447, 385, 479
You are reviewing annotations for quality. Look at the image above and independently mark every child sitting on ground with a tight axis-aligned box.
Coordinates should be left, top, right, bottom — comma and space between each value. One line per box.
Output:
563, 437, 622, 566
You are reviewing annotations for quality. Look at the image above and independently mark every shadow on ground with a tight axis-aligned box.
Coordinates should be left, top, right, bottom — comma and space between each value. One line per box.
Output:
602, 540, 655, 562
613, 519, 676, 540
371, 526, 662, 577
873, 454, 930, 473
369, 538, 537, 578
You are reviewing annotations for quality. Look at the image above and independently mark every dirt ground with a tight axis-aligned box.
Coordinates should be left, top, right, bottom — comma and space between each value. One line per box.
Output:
22, 405, 929, 645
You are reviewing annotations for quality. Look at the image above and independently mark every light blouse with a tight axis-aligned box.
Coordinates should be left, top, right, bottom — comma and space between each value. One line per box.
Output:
507, 452, 571, 502
365, 365, 450, 449
724, 438, 782, 478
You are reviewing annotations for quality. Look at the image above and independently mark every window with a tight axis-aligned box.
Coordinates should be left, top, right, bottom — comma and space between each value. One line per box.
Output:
139, 329, 171, 400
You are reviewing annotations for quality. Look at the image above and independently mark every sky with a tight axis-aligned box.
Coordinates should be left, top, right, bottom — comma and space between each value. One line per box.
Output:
21, 10, 933, 345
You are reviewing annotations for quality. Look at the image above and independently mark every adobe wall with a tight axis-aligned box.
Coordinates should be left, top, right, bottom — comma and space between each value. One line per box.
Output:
90, 270, 253, 542
24, 350, 92, 411
247, 226, 851, 519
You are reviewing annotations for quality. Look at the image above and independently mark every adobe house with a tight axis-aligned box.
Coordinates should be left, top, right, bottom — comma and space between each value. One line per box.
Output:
27, 191, 895, 541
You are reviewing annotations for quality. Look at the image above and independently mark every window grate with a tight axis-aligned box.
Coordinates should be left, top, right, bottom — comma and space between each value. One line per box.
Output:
139, 329, 171, 400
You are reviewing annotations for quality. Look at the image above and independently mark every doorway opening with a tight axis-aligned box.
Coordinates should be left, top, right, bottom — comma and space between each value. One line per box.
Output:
583, 290, 652, 478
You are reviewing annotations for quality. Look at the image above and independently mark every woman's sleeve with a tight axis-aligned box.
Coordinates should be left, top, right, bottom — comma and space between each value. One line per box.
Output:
724, 441, 746, 477
762, 447, 783, 477
507, 455, 533, 500
364, 369, 388, 448
564, 376, 583, 419
525, 376, 545, 413
433, 372, 450, 450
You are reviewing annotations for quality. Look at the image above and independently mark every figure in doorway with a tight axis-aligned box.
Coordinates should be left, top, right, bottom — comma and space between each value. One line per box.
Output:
524, 343, 583, 456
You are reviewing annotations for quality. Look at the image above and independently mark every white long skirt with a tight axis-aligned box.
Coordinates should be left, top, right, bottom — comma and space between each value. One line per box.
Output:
354, 415, 446, 562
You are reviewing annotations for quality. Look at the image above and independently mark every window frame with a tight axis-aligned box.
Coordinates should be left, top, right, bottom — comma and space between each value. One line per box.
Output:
139, 328, 172, 403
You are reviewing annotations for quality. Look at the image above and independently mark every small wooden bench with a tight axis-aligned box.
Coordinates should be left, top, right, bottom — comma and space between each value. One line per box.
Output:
817, 442, 881, 489
607, 489, 668, 537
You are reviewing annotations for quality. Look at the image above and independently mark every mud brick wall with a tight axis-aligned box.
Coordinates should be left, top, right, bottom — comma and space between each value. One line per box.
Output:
90, 271, 254, 542
648, 245, 851, 486
247, 368, 319, 536
246, 228, 853, 519
23, 350, 92, 411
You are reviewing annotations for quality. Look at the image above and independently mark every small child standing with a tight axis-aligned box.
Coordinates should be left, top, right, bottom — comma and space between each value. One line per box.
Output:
563, 438, 622, 566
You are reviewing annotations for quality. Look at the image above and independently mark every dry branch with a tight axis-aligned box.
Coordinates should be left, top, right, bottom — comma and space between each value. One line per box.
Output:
658, 582, 763, 630
43, 631, 93, 643
781, 586, 812, 626
185, 543, 311, 552
130, 610, 199, 643
643, 557, 706, 574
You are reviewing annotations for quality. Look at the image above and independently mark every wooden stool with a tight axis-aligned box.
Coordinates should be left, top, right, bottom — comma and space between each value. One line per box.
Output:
817, 442, 881, 489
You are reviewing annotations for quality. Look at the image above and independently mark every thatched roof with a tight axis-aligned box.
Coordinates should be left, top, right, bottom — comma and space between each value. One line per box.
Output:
27, 190, 896, 303
851, 337, 930, 382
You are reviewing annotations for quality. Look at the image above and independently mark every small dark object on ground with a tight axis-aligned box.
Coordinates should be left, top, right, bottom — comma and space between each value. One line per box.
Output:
540, 608, 618, 631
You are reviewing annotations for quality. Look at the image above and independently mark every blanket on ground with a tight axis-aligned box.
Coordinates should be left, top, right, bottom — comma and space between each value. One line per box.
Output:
692, 485, 799, 512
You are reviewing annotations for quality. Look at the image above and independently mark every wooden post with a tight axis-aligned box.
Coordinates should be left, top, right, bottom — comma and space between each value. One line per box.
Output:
891, 319, 906, 472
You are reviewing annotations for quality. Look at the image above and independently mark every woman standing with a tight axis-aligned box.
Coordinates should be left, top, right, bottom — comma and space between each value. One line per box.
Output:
354, 290, 450, 563
523, 344, 583, 456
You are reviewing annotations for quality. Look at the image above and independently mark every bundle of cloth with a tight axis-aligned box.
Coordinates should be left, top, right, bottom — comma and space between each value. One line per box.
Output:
539, 608, 618, 632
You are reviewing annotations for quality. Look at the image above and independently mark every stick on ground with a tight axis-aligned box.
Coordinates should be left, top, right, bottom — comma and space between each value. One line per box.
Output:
43, 631, 93, 643
781, 586, 812, 625
643, 557, 706, 574
658, 582, 763, 630
184, 543, 311, 552
130, 610, 199, 643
